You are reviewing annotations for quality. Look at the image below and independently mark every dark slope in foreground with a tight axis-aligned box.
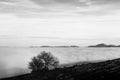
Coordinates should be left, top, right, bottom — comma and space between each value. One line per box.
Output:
1, 58, 120, 80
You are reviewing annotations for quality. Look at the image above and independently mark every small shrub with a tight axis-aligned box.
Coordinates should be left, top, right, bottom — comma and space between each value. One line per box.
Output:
28, 51, 59, 72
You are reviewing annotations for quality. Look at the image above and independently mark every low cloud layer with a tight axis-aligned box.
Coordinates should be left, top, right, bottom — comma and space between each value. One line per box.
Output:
0, 47, 120, 78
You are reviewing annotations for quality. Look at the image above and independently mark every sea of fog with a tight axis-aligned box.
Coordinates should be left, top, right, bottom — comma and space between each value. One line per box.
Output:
0, 47, 120, 78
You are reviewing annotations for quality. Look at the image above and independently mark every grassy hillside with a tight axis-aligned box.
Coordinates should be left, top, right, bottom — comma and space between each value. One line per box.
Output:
1, 58, 120, 80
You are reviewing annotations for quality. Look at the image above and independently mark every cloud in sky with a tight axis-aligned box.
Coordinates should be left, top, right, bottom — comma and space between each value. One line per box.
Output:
31, 0, 120, 6
0, 0, 46, 17
31, 0, 89, 6
30, 0, 120, 14
0, 0, 120, 17
90, 0, 120, 5
0, 0, 120, 46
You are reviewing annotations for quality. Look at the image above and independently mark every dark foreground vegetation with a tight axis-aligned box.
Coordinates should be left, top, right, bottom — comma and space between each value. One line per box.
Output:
1, 58, 120, 80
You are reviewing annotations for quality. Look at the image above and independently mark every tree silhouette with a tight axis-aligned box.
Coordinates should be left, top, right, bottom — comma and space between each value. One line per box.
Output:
28, 51, 59, 72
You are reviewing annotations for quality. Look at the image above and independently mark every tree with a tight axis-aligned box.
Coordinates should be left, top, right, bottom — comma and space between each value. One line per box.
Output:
28, 51, 59, 72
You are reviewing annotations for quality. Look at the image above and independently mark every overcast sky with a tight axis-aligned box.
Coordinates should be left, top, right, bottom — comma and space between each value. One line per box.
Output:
0, 0, 120, 46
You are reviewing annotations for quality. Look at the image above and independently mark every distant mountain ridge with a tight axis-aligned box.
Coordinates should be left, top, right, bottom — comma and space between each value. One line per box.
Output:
88, 43, 120, 47
30, 45, 79, 48
1, 58, 120, 80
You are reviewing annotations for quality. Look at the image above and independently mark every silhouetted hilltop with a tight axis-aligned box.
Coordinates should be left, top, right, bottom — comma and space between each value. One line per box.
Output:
88, 43, 120, 47
1, 58, 120, 80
